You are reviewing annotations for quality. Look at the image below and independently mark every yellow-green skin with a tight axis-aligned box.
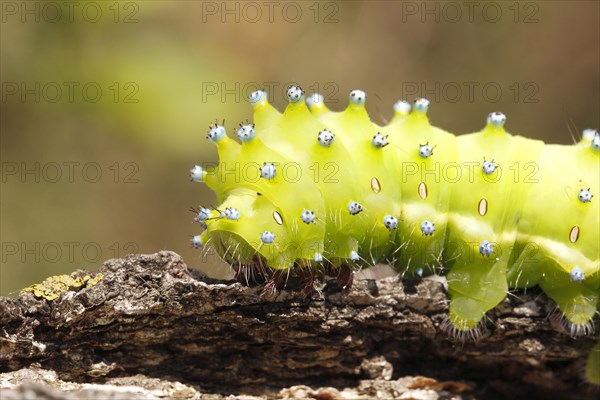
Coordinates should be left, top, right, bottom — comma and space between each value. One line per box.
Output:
193, 88, 599, 383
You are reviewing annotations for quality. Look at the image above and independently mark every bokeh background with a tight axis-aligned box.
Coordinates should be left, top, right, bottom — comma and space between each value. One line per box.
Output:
1, 1, 598, 296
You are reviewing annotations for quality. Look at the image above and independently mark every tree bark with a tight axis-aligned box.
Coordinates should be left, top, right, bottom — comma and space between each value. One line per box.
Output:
0, 251, 596, 399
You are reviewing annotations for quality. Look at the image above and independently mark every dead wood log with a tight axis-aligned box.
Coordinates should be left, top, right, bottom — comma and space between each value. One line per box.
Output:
0, 251, 597, 399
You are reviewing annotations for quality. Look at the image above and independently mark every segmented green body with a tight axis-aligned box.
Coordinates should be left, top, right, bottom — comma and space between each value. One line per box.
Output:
190, 86, 599, 384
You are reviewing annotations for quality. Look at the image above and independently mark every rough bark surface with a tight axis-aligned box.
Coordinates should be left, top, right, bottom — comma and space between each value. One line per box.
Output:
0, 251, 597, 399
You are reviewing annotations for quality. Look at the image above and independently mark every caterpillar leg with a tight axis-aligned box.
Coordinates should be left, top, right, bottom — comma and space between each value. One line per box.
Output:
261, 270, 284, 298
446, 257, 508, 333
337, 264, 354, 293
540, 269, 599, 336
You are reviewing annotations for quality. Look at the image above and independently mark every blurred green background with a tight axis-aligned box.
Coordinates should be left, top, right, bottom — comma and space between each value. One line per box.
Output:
1, 1, 598, 296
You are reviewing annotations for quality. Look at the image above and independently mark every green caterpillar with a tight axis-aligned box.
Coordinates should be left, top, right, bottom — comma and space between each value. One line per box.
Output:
189, 85, 599, 384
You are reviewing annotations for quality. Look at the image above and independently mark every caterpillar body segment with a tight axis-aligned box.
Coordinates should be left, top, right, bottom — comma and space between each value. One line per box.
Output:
387, 106, 458, 277
508, 140, 600, 331
443, 125, 544, 331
